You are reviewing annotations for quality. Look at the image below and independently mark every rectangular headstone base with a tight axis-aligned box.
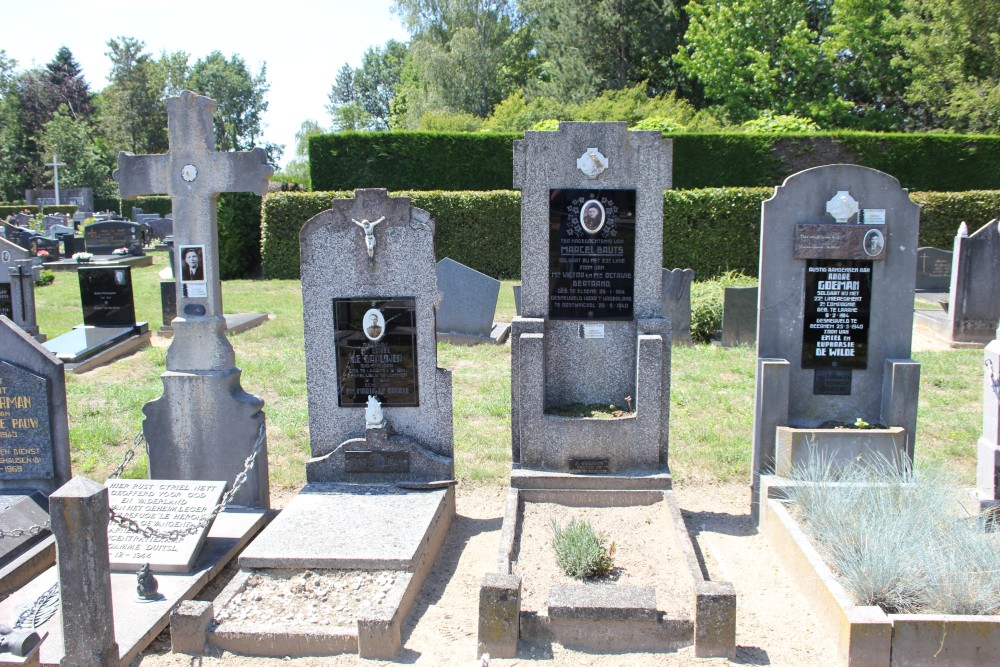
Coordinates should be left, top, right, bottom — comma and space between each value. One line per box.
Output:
0, 508, 267, 667
511, 466, 672, 490
158, 312, 269, 339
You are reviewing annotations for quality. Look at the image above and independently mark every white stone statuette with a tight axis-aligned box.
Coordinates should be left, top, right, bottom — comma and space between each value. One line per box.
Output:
826, 190, 859, 223
353, 216, 385, 260
576, 148, 608, 178
365, 395, 386, 429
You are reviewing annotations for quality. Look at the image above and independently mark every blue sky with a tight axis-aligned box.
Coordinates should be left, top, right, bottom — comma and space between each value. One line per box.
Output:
3, 0, 409, 167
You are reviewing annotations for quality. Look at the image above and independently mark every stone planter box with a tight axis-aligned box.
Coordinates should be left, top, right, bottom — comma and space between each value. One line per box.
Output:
775, 426, 907, 477
760, 478, 1000, 666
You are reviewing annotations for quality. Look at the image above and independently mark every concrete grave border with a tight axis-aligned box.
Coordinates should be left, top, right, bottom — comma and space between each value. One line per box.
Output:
760, 475, 1000, 666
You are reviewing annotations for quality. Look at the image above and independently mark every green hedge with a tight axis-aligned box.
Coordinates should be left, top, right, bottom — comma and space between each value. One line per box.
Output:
263, 189, 1000, 281
0, 204, 77, 217
262, 190, 521, 279
92, 196, 173, 217
309, 131, 1000, 192
309, 132, 521, 191
218, 192, 263, 279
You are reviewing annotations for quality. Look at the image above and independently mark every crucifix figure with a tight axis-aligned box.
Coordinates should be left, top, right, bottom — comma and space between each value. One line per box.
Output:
352, 216, 385, 259
112, 91, 273, 508
45, 153, 66, 205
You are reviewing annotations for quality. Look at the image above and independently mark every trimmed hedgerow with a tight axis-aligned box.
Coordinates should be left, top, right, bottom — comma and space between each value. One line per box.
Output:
218, 192, 263, 279
309, 132, 519, 192
261, 188, 1000, 280
308, 131, 1000, 192
0, 204, 77, 217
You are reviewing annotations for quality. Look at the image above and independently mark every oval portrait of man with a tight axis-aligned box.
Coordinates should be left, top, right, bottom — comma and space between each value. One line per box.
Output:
363, 308, 387, 342
863, 229, 884, 257
579, 200, 605, 234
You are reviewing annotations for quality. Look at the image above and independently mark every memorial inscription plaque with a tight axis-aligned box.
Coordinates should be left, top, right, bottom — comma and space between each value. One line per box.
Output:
80, 266, 136, 328
0, 284, 11, 320
333, 297, 419, 407
568, 457, 610, 474
794, 224, 886, 261
106, 478, 226, 572
548, 189, 636, 320
345, 450, 411, 473
0, 360, 53, 479
802, 260, 872, 371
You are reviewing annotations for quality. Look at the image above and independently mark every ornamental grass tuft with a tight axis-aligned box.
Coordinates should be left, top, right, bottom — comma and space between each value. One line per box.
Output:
550, 517, 616, 579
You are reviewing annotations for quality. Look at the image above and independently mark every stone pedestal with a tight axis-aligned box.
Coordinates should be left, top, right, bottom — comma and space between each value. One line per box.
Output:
49, 477, 118, 667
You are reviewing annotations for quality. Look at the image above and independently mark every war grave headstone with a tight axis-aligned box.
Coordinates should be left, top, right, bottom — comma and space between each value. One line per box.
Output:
751, 165, 921, 523
660, 268, 694, 346
225, 189, 455, 660
482, 123, 735, 660
435, 257, 508, 343
0, 91, 273, 667
0, 316, 71, 599
42, 266, 150, 372
721, 286, 758, 347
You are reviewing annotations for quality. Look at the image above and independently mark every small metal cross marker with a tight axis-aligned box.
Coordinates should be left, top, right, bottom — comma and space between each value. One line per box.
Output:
113, 91, 272, 323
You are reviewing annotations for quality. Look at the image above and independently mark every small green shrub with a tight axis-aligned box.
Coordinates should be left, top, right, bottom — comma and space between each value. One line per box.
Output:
551, 517, 616, 579
34, 269, 55, 287
690, 270, 758, 343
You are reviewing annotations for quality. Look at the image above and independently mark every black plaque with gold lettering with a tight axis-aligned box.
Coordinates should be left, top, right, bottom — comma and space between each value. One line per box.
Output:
333, 297, 419, 407
548, 189, 636, 320
0, 360, 53, 480
802, 260, 873, 370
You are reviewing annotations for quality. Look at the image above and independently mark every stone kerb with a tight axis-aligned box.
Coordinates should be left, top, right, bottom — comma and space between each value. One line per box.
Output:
751, 164, 921, 519
299, 188, 453, 469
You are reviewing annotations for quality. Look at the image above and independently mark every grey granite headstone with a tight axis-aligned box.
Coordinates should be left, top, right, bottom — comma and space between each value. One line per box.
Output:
660, 268, 694, 346
751, 165, 921, 518
435, 257, 501, 341
513, 285, 521, 316
721, 286, 758, 347
947, 220, 1000, 343
114, 91, 272, 508
50, 476, 119, 667
915, 247, 952, 292
147, 218, 174, 242
42, 215, 65, 235
299, 188, 453, 483
511, 122, 672, 478
106, 478, 225, 573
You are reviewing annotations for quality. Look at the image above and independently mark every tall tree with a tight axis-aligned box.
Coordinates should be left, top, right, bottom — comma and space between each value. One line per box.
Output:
893, 0, 1000, 132
392, 0, 528, 122
676, 0, 837, 123
38, 105, 113, 196
188, 51, 279, 162
45, 46, 94, 120
327, 42, 408, 131
102, 36, 168, 154
521, 0, 688, 103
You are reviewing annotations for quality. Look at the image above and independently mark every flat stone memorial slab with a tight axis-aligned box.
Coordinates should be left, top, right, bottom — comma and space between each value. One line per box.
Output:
106, 478, 225, 573
44, 325, 144, 363
239, 483, 449, 569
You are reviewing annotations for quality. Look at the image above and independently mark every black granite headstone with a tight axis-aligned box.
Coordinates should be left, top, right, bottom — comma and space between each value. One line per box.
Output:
333, 297, 419, 407
83, 220, 144, 256
801, 259, 873, 370
548, 189, 636, 320
160, 281, 177, 327
79, 266, 136, 328
0, 360, 54, 480
916, 247, 952, 292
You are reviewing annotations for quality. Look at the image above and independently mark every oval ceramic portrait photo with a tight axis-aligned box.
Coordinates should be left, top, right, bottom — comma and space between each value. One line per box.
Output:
863, 229, 884, 257
363, 308, 387, 342
579, 199, 605, 234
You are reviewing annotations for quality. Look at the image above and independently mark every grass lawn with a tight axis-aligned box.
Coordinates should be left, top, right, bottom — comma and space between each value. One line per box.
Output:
33, 254, 984, 491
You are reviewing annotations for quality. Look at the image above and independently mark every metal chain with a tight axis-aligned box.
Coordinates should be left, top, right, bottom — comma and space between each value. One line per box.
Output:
986, 359, 1000, 401
0, 522, 51, 539
13, 582, 59, 630
107, 430, 148, 480
106, 421, 266, 542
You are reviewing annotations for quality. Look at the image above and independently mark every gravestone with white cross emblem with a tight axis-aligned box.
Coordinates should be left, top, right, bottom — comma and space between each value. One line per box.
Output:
113, 91, 272, 508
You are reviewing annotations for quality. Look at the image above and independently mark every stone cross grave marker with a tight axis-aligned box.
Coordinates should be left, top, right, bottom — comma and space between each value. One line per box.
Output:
113, 91, 272, 508
751, 165, 921, 520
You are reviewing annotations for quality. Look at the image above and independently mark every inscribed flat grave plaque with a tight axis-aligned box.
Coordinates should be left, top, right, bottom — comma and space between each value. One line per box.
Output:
80, 266, 136, 328
568, 457, 610, 474
345, 450, 411, 473
794, 224, 886, 261
548, 189, 636, 320
106, 478, 226, 573
813, 368, 853, 396
802, 260, 873, 370
0, 284, 11, 320
0, 361, 53, 480
333, 297, 419, 407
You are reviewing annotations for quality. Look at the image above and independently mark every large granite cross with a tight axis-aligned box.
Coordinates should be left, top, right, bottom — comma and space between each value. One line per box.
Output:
113, 91, 272, 370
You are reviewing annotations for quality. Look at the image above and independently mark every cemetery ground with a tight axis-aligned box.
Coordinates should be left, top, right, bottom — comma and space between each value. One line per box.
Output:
33, 250, 985, 666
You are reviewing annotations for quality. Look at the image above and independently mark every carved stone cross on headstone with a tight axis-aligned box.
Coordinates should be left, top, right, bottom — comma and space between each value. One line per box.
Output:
111, 91, 272, 508
114, 90, 272, 371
